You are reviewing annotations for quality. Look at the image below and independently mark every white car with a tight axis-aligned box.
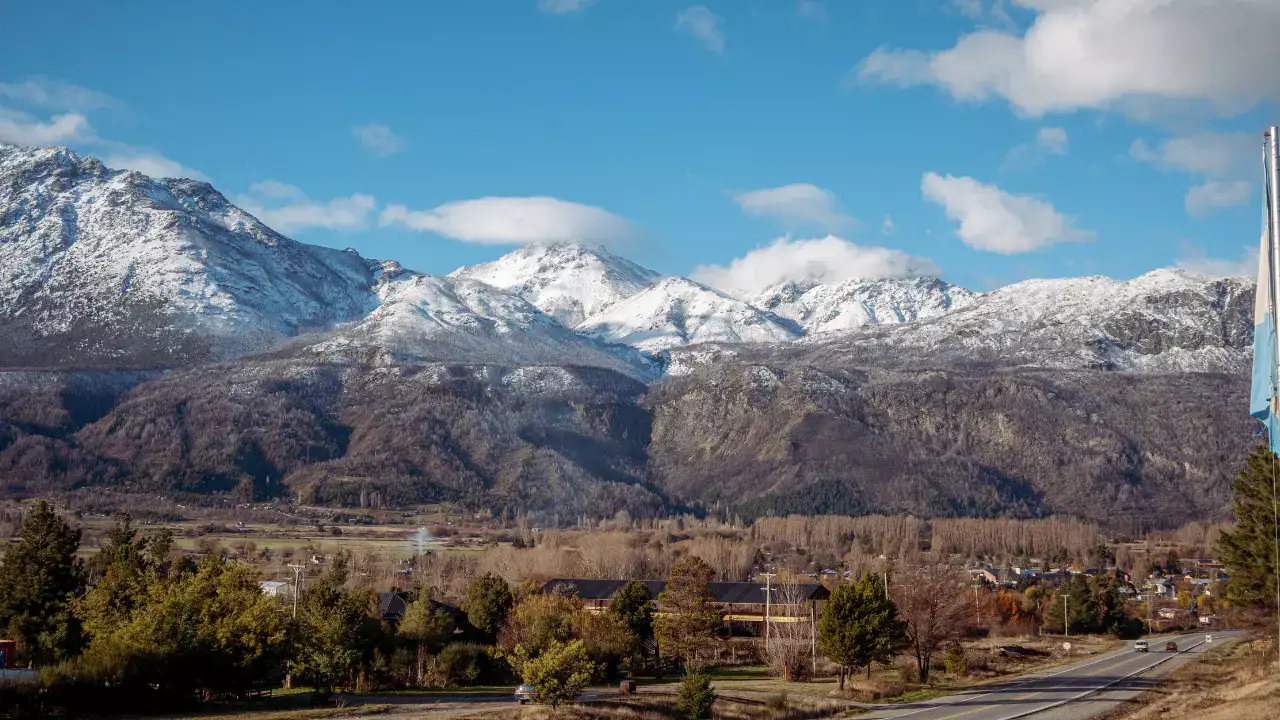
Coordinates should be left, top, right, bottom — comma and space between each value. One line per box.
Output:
1133, 640, 1149, 652
1205, 634, 1213, 643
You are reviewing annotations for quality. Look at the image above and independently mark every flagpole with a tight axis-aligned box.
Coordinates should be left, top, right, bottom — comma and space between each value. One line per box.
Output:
1268, 126, 1280, 667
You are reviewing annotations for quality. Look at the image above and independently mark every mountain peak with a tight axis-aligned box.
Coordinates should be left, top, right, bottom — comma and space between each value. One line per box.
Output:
450, 241, 660, 327
755, 275, 980, 336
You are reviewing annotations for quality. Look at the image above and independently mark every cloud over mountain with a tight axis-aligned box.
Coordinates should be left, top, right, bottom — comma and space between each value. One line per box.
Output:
380, 196, 635, 246
690, 235, 939, 298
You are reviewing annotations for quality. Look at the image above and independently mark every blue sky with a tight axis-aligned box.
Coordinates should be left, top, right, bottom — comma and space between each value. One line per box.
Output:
1, 0, 1275, 293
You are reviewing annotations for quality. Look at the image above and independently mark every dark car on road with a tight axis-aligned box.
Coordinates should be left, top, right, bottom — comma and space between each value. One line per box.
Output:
1164, 641, 1178, 652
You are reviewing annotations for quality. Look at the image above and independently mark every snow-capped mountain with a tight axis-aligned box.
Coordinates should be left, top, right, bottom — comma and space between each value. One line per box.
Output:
803, 269, 1254, 373
293, 273, 654, 378
754, 276, 981, 336
0, 143, 1257, 377
449, 242, 659, 328
0, 144, 380, 366
577, 276, 801, 354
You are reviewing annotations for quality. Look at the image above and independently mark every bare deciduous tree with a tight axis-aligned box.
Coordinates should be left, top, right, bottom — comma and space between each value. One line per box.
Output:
763, 582, 816, 681
892, 559, 971, 683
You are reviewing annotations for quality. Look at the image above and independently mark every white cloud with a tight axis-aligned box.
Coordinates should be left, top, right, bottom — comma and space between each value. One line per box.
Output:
380, 196, 634, 246
1175, 241, 1256, 277
691, 235, 940, 298
856, 1, 1280, 118
798, 1, 827, 21
676, 5, 725, 53
236, 181, 376, 234
0, 109, 96, 146
1184, 180, 1252, 217
102, 148, 209, 181
921, 172, 1093, 253
951, 0, 1015, 28
1002, 126, 1069, 171
1130, 132, 1254, 216
351, 123, 404, 156
734, 183, 856, 231
882, 215, 895, 235
1037, 127, 1068, 154
539, 0, 595, 12
1129, 133, 1252, 179
0, 78, 115, 111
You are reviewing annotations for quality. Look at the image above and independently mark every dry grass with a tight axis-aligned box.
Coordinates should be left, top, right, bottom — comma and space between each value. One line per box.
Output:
488, 695, 847, 720
163, 703, 395, 720
1101, 638, 1280, 720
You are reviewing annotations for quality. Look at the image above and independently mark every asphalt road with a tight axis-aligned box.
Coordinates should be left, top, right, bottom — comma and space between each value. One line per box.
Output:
857, 631, 1242, 720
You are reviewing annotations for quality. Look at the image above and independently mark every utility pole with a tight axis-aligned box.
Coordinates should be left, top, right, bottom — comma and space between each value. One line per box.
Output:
288, 563, 306, 619
760, 571, 777, 651
1268, 127, 1280, 669
1062, 593, 1070, 637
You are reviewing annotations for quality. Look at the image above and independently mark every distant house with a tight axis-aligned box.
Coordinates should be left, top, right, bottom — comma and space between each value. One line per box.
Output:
1145, 578, 1176, 598
376, 591, 464, 626
258, 580, 292, 598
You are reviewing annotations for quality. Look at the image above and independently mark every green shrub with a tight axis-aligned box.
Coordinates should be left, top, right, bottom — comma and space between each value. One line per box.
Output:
430, 643, 509, 687
676, 670, 715, 720
944, 643, 968, 676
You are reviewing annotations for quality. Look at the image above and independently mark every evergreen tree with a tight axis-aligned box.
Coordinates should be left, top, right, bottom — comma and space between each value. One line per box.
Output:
610, 581, 654, 668
818, 572, 907, 689
0, 501, 84, 665
675, 670, 715, 720
292, 568, 382, 695
1042, 575, 1097, 634
654, 556, 721, 670
1218, 447, 1280, 611
79, 514, 156, 640
461, 573, 513, 640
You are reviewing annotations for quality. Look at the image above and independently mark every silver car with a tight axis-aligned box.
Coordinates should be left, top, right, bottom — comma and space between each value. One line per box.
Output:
515, 683, 536, 704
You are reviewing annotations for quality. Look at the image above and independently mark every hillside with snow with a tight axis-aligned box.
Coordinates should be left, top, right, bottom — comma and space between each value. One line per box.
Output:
576, 276, 801, 355
796, 269, 1254, 374
291, 273, 654, 378
754, 276, 981, 336
0, 144, 381, 366
449, 242, 659, 327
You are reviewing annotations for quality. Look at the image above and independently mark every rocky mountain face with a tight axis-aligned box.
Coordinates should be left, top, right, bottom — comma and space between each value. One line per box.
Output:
0, 143, 1261, 528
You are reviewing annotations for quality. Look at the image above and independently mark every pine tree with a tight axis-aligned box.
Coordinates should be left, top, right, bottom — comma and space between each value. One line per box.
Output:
1218, 447, 1280, 611
0, 501, 84, 665
654, 556, 721, 670
610, 581, 654, 669
1042, 575, 1097, 634
818, 572, 907, 689
461, 573, 513, 640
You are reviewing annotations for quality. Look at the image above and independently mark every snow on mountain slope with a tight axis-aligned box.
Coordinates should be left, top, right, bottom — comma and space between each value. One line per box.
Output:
293, 274, 655, 379
0, 144, 379, 366
806, 268, 1254, 373
577, 276, 800, 355
754, 277, 981, 336
449, 242, 659, 327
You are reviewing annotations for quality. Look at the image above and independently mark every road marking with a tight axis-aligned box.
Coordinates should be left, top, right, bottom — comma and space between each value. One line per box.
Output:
994, 633, 1233, 720
869, 632, 1217, 720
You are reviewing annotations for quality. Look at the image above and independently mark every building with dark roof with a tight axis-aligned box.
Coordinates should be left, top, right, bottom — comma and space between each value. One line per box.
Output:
377, 591, 464, 626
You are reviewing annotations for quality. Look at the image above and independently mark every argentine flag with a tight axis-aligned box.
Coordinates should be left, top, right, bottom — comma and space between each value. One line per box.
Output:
1251, 227, 1280, 454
